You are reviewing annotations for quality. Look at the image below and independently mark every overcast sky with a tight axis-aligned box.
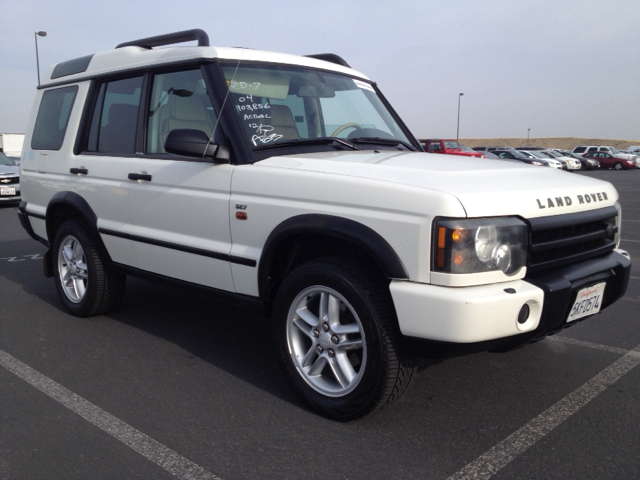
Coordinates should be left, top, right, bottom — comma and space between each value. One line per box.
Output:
1, 0, 639, 140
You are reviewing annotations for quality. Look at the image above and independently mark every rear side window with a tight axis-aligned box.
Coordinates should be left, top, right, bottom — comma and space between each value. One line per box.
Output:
31, 86, 78, 150
86, 76, 143, 154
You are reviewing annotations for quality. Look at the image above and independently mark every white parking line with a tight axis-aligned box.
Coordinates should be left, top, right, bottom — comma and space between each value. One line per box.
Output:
447, 342, 640, 480
545, 335, 640, 357
621, 239, 640, 243
0, 349, 219, 480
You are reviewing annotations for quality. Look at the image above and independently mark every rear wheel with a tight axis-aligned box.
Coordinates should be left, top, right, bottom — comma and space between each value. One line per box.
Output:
274, 257, 415, 420
53, 219, 125, 317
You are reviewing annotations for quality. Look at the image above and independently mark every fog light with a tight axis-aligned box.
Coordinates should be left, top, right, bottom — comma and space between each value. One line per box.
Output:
517, 304, 530, 324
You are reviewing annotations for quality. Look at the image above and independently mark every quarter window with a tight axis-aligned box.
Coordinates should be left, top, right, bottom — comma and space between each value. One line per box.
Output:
31, 86, 78, 150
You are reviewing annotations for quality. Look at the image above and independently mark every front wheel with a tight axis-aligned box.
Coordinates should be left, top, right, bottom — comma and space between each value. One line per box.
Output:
53, 219, 125, 317
273, 257, 414, 420
613, 162, 623, 170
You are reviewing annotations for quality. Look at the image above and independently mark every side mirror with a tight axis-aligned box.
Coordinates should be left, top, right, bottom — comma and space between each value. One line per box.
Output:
164, 129, 230, 163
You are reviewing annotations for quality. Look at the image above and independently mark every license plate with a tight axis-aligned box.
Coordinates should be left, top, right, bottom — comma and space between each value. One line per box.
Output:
567, 282, 606, 322
1, 187, 16, 195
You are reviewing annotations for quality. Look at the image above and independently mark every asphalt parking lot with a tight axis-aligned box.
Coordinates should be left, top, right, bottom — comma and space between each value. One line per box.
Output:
1, 169, 639, 480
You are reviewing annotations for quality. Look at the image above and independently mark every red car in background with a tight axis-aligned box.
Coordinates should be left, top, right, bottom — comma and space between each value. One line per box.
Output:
421, 139, 484, 158
582, 151, 637, 170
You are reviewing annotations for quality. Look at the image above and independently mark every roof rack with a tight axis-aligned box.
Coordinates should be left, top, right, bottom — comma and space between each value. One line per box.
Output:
305, 53, 350, 68
116, 28, 210, 49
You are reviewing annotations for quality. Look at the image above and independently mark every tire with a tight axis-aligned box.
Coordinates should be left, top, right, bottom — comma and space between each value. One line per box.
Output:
273, 257, 415, 420
613, 162, 623, 170
52, 219, 125, 317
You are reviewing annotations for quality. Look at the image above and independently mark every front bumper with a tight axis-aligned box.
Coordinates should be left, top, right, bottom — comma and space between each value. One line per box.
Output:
392, 249, 631, 357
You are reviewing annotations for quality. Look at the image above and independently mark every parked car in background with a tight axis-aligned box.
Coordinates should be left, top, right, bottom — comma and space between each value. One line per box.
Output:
478, 150, 501, 159
0, 153, 20, 203
485, 148, 551, 166
540, 150, 581, 170
420, 139, 484, 157
627, 146, 640, 154
582, 151, 637, 170
572, 146, 638, 163
553, 150, 599, 170
518, 150, 564, 169
514, 147, 572, 170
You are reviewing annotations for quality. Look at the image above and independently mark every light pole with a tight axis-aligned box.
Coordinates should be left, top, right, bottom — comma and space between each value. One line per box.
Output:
35, 31, 47, 86
527, 128, 531, 146
456, 93, 464, 141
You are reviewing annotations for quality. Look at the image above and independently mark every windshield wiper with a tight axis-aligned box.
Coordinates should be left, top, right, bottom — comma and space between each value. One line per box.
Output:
255, 137, 360, 151
350, 137, 416, 151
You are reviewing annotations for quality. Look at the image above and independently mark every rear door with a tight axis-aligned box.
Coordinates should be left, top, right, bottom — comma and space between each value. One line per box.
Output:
70, 75, 144, 266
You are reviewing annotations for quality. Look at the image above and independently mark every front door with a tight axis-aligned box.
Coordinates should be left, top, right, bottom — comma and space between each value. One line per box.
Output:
127, 68, 235, 292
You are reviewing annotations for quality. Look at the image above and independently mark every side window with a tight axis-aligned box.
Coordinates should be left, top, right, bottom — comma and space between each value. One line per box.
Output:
86, 76, 143, 154
587, 147, 598, 152
574, 147, 586, 153
146, 69, 216, 154
31, 86, 78, 150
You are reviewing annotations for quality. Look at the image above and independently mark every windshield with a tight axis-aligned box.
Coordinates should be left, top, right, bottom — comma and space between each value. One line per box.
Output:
608, 147, 620, 153
524, 150, 551, 159
0, 153, 16, 166
222, 64, 412, 150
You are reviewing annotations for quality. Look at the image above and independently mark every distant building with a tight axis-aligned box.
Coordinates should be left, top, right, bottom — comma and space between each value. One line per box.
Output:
0, 133, 25, 157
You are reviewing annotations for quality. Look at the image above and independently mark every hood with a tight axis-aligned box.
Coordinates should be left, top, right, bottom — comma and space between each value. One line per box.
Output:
0, 165, 19, 175
257, 150, 618, 218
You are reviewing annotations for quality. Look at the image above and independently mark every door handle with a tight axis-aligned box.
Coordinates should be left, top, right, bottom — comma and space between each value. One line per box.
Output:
128, 173, 152, 181
70, 168, 88, 175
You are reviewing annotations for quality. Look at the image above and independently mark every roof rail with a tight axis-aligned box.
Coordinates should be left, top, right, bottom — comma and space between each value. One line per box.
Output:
116, 29, 210, 49
305, 53, 350, 68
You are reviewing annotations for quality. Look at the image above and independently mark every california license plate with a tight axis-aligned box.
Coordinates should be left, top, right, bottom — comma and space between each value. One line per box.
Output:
1, 187, 16, 195
567, 282, 606, 322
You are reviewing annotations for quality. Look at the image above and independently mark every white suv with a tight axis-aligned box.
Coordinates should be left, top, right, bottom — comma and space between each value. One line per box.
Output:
572, 145, 638, 162
18, 29, 632, 420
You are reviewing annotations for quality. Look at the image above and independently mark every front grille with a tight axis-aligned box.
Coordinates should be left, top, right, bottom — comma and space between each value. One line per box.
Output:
0, 176, 19, 185
528, 206, 618, 273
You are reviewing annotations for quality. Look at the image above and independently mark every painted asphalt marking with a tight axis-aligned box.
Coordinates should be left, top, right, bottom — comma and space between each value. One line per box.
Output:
0, 349, 219, 480
621, 297, 640, 303
621, 239, 640, 243
447, 342, 640, 480
546, 335, 640, 358
0, 254, 43, 262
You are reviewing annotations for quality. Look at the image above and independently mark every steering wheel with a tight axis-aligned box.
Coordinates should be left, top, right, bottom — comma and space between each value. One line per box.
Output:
330, 122, 363, 137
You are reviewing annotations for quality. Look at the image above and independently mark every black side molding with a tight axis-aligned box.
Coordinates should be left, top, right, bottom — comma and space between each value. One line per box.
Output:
116, 29, 210, 49
99, 228, 256, 267
17, 202, 49, 247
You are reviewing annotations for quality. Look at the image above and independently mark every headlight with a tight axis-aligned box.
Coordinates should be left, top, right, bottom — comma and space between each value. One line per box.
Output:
433, 217, 528, 275
531, 161, 543, 166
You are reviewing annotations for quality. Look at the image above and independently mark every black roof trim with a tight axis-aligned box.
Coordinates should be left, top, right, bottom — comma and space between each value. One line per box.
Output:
51, 55, 95, 80
116, 28, 210, 49
305, 53, 350, 68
